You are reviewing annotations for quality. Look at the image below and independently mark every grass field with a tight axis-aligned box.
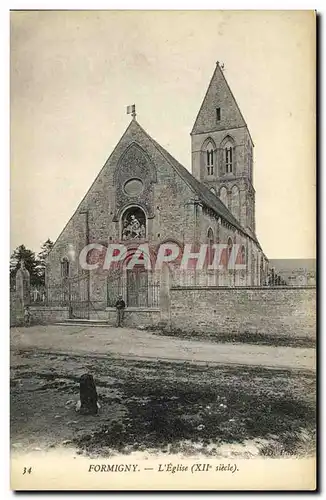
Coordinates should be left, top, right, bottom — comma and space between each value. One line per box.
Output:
11, 349, 316, 458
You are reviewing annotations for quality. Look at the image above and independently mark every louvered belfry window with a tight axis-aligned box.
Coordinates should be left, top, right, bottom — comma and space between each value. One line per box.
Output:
206, 150, 214, 175
225, 147, 233, 173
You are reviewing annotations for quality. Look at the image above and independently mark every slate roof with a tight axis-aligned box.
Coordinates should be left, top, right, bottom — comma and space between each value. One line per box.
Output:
269, 259, 316, 273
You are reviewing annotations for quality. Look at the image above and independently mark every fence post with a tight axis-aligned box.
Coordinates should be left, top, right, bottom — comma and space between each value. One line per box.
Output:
159, 265, 171, 328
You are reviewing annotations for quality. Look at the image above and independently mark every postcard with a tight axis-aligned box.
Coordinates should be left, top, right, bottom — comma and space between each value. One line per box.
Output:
10, 10, 316, 491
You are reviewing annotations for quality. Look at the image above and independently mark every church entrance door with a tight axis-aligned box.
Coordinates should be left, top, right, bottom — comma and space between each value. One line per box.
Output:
68, 275, 90, 319
126, 267, 148, 307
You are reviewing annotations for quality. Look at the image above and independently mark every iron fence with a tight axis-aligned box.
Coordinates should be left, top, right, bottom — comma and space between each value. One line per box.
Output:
28, 273, 160, 315
107, 280, 160, 308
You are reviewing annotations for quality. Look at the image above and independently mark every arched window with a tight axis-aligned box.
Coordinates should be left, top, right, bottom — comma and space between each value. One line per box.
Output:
121, 206, 146, 241
202, 139, 215, 176
206, 150, 214, 172
220, 136, 235, 176
219, 186, 228, 208
240, 245, 246, 265
207, 228, 214, 266
207, 228, 214, 241
260, 256, 264, 286
61, 257, 69, 278
251, 252, 256, 285
227, 237, 233, 260
224, 141, 233, 173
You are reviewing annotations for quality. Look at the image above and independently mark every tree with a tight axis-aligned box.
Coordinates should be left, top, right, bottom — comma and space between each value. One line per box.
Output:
10, 239, 55, 289
267, 267, 288, 286
36, 239, 54, 286
10, 245, 39, 288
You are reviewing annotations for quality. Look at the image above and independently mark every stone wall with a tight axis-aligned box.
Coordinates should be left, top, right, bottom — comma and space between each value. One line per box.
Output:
29, 306, 70, 325
169, 286, 316, 338
104, 308, 161, 328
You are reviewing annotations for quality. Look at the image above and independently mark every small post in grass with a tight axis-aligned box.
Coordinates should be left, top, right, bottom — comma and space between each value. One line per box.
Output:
79, 373, 98, 415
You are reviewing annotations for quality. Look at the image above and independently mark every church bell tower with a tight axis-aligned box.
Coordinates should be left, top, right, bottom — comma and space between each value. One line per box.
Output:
191, 62, 256, 235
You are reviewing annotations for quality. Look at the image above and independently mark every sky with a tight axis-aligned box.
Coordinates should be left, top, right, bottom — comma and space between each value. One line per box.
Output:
10, 10, 316, 259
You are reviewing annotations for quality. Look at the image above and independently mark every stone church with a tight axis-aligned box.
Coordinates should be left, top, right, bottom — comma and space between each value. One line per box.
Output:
46, 62, 268, 315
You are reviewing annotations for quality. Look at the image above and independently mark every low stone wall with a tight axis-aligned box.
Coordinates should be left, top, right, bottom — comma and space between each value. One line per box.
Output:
11, 287, 316, 339
104, 308, 161, 328
11, 303, 160, 328
169, 286, 316, 338
29, 306, 70, 325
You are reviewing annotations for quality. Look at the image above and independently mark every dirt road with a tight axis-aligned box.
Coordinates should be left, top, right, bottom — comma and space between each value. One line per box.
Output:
10, 325, 316, 461
10, 325, 315, 371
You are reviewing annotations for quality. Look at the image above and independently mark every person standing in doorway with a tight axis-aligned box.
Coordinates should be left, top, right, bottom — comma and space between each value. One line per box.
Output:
115, 295, 126, 327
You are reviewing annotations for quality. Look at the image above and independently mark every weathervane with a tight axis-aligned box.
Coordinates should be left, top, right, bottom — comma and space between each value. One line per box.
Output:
126, 104, 136, 119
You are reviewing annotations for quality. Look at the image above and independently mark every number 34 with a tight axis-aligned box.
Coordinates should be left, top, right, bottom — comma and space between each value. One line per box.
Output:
23, 467, 32, 475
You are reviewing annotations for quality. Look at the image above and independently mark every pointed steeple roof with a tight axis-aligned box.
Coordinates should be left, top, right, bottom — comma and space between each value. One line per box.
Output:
191, 62, 248, 136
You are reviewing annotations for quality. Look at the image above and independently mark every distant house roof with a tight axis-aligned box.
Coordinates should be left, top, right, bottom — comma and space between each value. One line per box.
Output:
269, 259, 316, 273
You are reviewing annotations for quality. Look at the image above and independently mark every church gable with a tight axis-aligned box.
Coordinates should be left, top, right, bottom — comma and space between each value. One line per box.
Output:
113, 142, 157, 221
48, 119, 197, 274
191, 62, 247, 135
